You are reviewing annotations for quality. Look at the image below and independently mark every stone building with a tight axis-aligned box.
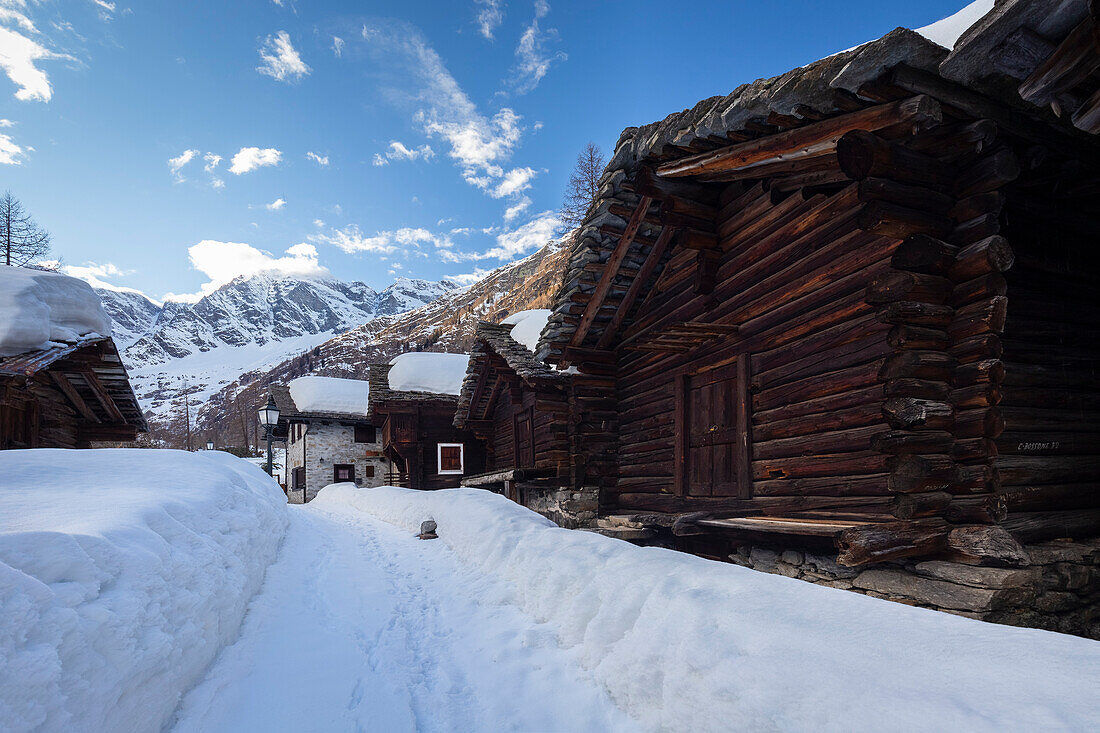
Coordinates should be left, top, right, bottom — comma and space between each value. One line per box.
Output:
268, 376, 391, 503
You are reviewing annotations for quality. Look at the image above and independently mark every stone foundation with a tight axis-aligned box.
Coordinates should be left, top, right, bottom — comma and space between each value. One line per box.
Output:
525, 485, 599, 529
727, 538, 1100, 639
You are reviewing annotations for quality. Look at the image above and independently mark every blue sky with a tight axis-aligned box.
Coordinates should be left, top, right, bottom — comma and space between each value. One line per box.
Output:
0, 0, 975, 302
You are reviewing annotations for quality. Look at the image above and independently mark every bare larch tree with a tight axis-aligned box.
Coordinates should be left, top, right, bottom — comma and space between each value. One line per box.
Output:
0, 191, 52, 267
560, 143, 606, 230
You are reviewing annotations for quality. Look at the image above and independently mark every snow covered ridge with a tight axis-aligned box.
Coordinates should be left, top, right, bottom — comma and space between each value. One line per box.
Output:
387, 351, 469, 395
317, 485, 1100, 732
0, 267, 112, 357
0, 449, 288, 733
288, 374, 370, 415
501, 308, 551, 353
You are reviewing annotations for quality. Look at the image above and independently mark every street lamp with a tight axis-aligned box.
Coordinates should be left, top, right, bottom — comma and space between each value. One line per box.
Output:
206, 440, 214, 451
257, 395, 280, 476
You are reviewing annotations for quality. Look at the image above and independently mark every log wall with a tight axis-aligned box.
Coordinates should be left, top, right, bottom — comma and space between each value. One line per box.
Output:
996, 164, 1100, 522
614, 180, 904, 515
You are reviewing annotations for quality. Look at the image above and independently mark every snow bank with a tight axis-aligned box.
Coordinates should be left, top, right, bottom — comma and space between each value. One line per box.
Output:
0, 449, 288, 733
316, 485, 1100, 732
501, 309, 551, 353
915, 0, 993, 50
387, 351, 468, 395
288, 375, 370, 415
0, 267, 112, 356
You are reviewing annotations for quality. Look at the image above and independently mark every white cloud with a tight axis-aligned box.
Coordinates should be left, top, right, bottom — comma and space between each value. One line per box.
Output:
503, 195, 531, 222
306, 151, 329, 166
332, 36, 344, 57
229, 146, 282, 174
474, 0, 504, 40
0, 123, 28, 165
440, 211, 558, 262
509, 0, 566, 94
60, 261, 157, 300
167, 148, 199, 181
310, 224, 452, 255
203, 152, 221, 172
265, 197, 286, 210
373, 140, 434, 167
163, 240, 328, 302
0, 24, 67, 102
211, 177, 225, 189
312, 218, 324, 227
257, 30, 310, 82
91, 0, 116, 18
444, 269, 488, 287
361, 24, 529, 197
489, 165, 536, 198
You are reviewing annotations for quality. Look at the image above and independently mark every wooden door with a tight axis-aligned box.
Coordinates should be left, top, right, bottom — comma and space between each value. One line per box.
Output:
513, 407, 534, 468
678, 360, 752, 498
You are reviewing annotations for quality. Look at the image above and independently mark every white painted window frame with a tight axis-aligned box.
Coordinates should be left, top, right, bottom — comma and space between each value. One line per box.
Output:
437, 442, 464, 475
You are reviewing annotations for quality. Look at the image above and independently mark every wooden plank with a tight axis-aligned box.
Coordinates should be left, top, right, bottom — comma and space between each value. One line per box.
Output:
735, 355, 753, 499
593, 221, 670, 354
697, 516, 867, 536
656, 96, 941, 178
674, 373, 687, 497
50, 372, 99, 423
81, 369, 124, 422
569, 195, 653, 350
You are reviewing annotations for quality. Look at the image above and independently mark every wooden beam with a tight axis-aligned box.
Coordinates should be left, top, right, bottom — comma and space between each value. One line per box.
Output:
1018, 16, 1100, 106
596, 226, 676, 350
50, 372, 99, 423
569, 195, 653, 349
81, 369, 125, 422
656, 96, 942, 178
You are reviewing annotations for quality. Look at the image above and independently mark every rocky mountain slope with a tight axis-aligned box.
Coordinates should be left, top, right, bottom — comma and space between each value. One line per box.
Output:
102, 274, 455, 438
180, 241, 570, 449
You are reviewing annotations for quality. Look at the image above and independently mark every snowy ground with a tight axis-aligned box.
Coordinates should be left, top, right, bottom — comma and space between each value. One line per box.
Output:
170, 498, 634, 732
4, 459, 1099, 732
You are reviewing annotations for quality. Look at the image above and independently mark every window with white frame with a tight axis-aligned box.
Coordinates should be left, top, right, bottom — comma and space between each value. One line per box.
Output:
437, 443, 464, 474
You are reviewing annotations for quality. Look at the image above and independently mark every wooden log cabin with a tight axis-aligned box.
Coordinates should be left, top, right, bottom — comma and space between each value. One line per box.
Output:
454, 320, 605, 527
367, 356, 487, 490
532, 3, 1100, 635
1, 337, 147, 449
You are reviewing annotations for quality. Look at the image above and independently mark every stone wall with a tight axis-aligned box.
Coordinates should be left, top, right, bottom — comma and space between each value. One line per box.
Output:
727, 538, 1100, 640
524, 485, 598, 529
286, 421, 391, 503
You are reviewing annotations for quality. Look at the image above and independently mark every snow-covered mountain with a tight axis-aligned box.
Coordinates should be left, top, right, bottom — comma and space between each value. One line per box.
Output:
100, 271, 455, 427
94, 289, 162, 350
115, 274, 454, 367
187, 241, 570, 447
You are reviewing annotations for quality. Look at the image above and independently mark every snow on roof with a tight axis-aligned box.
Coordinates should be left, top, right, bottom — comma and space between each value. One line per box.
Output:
387, 352, 469, 395
500, 309, 551, 354
0, 266, 112, 357
915, 0, 994, 49
288, 375, 371, 416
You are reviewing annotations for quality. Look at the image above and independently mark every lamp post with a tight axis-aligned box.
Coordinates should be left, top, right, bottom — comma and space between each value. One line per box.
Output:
206, 439, 214, 451
257, 395, 280, 477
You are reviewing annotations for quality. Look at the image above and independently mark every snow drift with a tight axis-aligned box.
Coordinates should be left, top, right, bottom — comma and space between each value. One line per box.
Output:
316, 484, 1100, 732
0, 449, 288, 733
0, 267, 112, 356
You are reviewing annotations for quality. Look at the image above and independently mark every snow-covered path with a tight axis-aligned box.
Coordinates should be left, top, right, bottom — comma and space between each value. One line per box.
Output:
170, 501, 636, 732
